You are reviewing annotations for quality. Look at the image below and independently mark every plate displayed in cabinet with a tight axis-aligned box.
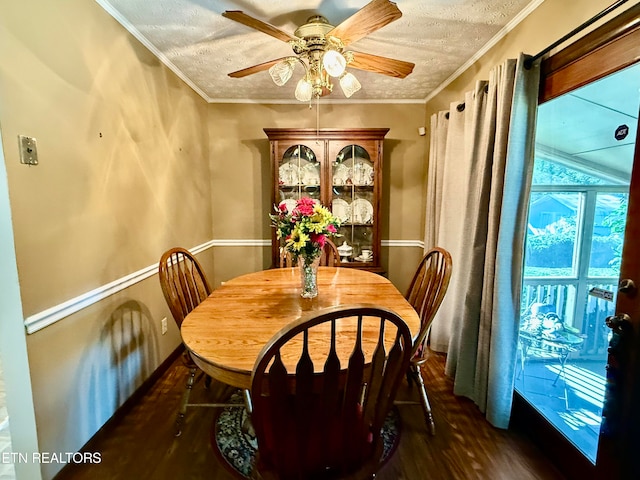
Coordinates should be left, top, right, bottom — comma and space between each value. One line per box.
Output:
353, 160, 374, 185
301, 163, 320, 185
279, 162, 299, 185
332, 198, 351, 223
333, 163, 350, 185
351, 198, 373, 224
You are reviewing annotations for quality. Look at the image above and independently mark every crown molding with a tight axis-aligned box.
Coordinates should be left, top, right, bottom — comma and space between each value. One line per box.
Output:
424, 0, 544, 103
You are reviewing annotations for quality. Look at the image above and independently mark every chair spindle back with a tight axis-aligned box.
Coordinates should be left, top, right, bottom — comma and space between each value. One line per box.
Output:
251, 305, 412, 479
159, 247, 212, 327
405, 247, 452, 358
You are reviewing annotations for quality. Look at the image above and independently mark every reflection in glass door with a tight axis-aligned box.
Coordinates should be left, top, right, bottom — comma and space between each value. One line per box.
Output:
516, 63, 639, 462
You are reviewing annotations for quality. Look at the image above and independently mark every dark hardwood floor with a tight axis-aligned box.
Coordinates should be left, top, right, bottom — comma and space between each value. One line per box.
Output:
55, 351, 565, 480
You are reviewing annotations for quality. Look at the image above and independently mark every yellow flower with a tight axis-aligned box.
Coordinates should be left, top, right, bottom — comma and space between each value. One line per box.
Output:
314, 204, 333, 220
306, 205, 333, 233
307, 216, 325, 233
286, 228, 309, 252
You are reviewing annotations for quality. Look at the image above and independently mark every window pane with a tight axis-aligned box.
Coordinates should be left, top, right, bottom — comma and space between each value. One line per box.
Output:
588, 193, 628, 278
521, 283, 577, 326
525, 192, 582, 277
532, 158, 608, 186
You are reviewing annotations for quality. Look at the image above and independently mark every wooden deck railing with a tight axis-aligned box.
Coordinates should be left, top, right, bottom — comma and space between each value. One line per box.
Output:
521, 278, 617, 358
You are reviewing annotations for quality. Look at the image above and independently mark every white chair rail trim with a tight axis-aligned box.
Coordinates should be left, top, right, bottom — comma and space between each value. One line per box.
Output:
24, 238, 423, 334
381, 240, 424, 248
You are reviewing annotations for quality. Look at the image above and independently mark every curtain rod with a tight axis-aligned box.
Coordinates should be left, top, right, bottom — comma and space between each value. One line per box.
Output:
525, 0, 629, 69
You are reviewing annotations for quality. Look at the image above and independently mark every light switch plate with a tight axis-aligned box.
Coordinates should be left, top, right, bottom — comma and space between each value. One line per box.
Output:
18, 135, 38, 165
161, 317, 168, 335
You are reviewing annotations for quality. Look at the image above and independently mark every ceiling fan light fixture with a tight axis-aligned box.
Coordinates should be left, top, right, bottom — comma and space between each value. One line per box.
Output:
339, 72, 361, 98
322, 50, 346, 77
295, 78, 313, 102
223, 2, 415, 101
269, 59, 296, 86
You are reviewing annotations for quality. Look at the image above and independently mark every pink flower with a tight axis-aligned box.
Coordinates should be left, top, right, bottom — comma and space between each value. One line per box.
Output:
278, 202, 288, 212
311, 233, 326, 247
327, 224, 337, 234
298, 197, 316, 207
295, 197, 316, 216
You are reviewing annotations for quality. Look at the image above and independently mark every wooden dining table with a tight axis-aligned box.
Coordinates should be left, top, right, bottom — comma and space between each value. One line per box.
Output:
180, 267, 420, 390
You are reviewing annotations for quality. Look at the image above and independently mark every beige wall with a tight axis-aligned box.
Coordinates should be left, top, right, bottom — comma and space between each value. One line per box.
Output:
207, 103, 427, 292
0, 0, 212, 478
1, 1, 212, 318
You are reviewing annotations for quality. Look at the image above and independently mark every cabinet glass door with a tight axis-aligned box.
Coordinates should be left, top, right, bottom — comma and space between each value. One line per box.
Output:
278, 144, 321, 211
331, 144, 375, 265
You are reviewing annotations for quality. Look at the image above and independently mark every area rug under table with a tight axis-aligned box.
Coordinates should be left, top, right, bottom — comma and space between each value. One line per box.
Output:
211, 390, 401, 479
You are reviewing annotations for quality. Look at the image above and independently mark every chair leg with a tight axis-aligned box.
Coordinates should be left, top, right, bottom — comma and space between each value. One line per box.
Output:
175, 366, 197, 437
243, 388, 253, 415
241, 389, 255, 437
412, 365, 436, 436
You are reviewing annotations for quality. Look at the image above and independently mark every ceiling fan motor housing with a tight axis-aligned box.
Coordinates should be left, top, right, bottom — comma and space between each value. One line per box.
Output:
294, 15, 334, 39
292, 15, 345, 71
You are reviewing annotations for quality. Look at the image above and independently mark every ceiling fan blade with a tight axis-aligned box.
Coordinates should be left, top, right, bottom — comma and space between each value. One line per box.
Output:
349, 51, 414, 79
228, 57, 290, 78
222, 11, 297, 43
326, 0, 402, 47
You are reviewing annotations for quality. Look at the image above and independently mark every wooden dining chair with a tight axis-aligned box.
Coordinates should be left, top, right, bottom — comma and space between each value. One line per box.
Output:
250, 305, 412, 480
396, 247, 452, 435
279, 238, 341, 268
279, 247, 296, 267
159, 247, 235, 436
159, 247, 212, 327
320, 238, 341, 266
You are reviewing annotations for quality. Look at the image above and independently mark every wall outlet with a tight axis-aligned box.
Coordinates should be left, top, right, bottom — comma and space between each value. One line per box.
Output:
161, 317, 168, 335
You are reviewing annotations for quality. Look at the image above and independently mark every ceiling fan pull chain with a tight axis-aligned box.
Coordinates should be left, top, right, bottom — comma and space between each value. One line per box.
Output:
316, 96, 321, 143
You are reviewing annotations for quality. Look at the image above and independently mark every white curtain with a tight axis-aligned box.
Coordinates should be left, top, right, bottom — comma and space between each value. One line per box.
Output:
425, 54, 540, 428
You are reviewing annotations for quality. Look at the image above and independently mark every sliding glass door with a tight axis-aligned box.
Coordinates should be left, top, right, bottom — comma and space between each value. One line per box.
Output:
516, 63, 636, 462
513, 7, 640, 477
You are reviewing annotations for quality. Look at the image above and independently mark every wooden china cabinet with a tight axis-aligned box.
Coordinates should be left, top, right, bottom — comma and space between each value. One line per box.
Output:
264, 128, 388, 272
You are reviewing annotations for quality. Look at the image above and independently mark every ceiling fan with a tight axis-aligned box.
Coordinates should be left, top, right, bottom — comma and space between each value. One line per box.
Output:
222, 0, 415, 101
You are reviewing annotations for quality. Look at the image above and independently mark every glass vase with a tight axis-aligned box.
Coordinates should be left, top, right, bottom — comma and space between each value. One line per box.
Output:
299, 255, 320, 298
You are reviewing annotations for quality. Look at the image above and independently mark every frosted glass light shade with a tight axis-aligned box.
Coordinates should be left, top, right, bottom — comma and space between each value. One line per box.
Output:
269, 60, 295, 86
339, 72, 361, 98
322, 50, 347, 77
295, 78, 313, 102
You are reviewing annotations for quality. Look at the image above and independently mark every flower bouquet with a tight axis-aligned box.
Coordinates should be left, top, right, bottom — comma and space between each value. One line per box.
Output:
270, 197, 340, 297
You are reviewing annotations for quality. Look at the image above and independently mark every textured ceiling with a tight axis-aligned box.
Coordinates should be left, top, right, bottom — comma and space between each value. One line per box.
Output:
536, 62, 640, 181
96, 0, 540, 103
